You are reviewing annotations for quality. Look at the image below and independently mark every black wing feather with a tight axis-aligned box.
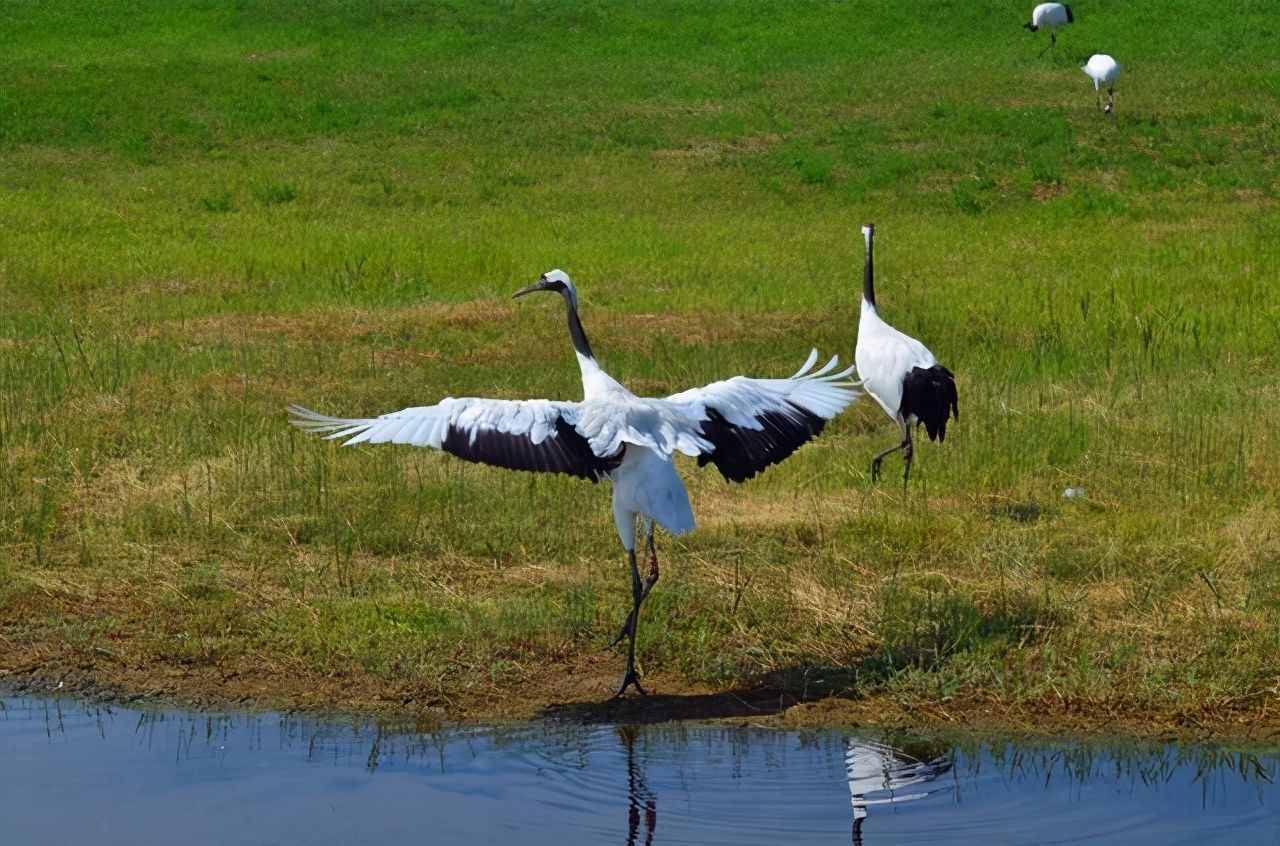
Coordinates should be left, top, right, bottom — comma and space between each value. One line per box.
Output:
441, 417, 622, 482
900, 365, 959, 442
694, 404, 828, 484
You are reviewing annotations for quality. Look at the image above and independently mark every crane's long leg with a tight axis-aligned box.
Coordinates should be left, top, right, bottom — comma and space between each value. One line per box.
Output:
615, 548, 647, 697
901, 424, 915, 492
614, 520, 659, 697
611, 520, 659, 646
870, 417, 911, 482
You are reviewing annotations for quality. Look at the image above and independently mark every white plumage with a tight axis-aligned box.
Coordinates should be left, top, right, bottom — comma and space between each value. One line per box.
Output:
853, 224, 958, 489
290, 269, 858, 696
1082, 54, 1121, 113
856, 312, 937, 422
1024, 3, 1074, 51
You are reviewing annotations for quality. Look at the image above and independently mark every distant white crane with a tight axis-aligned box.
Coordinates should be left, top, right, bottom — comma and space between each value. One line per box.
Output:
1082, 54, 1121, 113
289, 270, 858, 696
853, 224, 958, 489
1023, 3, 1073, 53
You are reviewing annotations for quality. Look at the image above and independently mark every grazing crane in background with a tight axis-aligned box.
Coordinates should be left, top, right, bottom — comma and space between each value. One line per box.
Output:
1082, 54, 1121, 113
853, 224, 958, 490
289, 270, 858, 697
1023, 3, 1073, 54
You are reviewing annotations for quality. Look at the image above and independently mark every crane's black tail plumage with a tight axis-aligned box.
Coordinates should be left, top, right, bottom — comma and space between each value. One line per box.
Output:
900, 365, 959, 442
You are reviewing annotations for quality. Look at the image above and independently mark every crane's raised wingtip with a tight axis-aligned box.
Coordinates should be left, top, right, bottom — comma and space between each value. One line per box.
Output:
286, 403, 329, 424
811, 354, 841, 378
789, 348, 821, 379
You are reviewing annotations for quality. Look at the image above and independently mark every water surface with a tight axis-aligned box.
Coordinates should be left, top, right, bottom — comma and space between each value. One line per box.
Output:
2, 694, 1277, 844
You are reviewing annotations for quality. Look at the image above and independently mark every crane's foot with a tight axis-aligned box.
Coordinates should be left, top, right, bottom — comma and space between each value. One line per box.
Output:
613, 664, 648, 698
871, 440, 907, 484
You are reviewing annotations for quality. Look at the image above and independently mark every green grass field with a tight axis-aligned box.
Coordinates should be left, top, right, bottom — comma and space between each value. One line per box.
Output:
2, 0, 1279, 731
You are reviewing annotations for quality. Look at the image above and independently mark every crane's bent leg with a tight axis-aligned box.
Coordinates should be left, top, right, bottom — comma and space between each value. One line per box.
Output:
870, 442, 903, 481
642, 520, 659, 602
871, 417, 910, 482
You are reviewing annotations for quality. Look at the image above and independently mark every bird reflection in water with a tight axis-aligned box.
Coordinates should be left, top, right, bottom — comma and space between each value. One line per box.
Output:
618, 725, 657, 846
846, 738, 952, 844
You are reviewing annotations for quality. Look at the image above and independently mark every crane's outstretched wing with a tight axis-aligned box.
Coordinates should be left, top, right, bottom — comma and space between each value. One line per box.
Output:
662, 350, 859, 483
288, 398, 622, 482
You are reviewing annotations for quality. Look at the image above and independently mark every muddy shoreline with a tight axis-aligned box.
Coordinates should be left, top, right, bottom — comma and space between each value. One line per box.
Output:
5, 650, 1278, 747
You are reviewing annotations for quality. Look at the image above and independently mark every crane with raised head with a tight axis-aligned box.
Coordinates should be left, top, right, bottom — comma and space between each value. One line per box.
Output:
853, 225, 958, 490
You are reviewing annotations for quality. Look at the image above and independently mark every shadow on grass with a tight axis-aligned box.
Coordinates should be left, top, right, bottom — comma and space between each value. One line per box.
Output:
541, 589, 1062, 726
537, 672, 847, 725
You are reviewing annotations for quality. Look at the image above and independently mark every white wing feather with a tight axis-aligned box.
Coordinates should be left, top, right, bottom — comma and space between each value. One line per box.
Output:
665, 350, 859, 427
288, 398, 577, 448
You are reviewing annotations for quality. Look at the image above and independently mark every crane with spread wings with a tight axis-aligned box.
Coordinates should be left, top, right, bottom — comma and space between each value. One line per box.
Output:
290, 269, 859, 696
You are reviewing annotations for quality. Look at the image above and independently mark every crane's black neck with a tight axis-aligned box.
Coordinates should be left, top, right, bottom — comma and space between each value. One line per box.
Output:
862, 230, 877, 308
562, 291, 595, 360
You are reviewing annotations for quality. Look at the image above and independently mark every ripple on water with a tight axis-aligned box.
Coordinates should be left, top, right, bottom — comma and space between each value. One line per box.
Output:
0, 694, 1277, 845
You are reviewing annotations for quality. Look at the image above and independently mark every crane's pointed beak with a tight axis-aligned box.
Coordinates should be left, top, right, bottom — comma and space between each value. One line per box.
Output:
512, 281, 548, 299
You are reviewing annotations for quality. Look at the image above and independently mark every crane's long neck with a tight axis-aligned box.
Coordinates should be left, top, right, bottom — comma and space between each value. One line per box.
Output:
559, 290, 609, 393
862, 228, 877, 311
563, 292, 594, 361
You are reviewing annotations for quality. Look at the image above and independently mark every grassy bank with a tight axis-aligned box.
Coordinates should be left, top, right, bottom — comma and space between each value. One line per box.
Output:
2, 1, 1279, 736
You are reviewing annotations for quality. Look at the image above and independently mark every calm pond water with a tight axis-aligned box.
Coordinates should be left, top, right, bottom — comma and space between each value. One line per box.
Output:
2, 694, 1277, 845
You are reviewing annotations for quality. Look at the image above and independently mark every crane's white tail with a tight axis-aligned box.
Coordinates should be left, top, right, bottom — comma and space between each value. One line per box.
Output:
287, 404, 377, 442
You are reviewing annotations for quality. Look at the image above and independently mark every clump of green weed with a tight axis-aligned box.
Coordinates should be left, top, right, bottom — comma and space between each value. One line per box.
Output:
181, 561, 229, 602
252, 181, 298, 206
200, 191, 235, 213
